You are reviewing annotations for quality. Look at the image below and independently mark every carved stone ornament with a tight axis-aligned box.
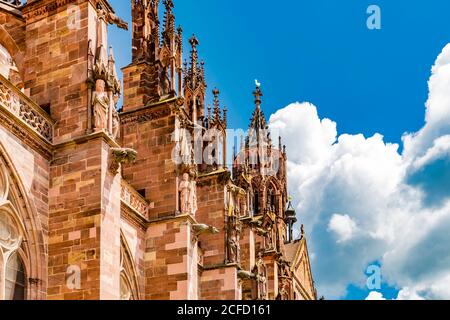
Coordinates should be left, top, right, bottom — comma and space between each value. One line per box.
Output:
178, 172, 197, 216
253, 252, 268, 300
110, 148, 138, 174
191, 223, 219, 243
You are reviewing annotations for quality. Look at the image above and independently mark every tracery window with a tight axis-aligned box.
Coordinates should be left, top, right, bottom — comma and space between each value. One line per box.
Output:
0, 211, 25, 300
119, 235, 140, 300
5, 252, 25, 300
120, 273, 132, 300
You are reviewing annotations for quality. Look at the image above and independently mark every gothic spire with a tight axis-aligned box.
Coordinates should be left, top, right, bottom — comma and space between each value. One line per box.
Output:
162, 0, 175, 46
189, 35, 199, 84
249, 83, 268, 131
212, 88, 222, 123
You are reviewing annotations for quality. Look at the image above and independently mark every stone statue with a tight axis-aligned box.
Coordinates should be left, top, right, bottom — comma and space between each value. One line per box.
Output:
265, 228, 274, 250
254, 253, 268, 300
159, 66, 171, 96
190, 180, 197, 215
278, 279, 290, 300
227, 219, 239, 264
241, 197, 248, 217
112, 107, 120, 139
179, 129, 191, 165
179, 173, 192, 214
92, 79, 109, 131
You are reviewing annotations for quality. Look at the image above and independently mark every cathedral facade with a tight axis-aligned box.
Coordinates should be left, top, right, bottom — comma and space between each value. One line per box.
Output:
0, 0, 316, 300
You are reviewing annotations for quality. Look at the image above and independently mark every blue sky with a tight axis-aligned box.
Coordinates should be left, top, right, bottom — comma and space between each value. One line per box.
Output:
108, 0, 450, 300
109, 0, 450, 145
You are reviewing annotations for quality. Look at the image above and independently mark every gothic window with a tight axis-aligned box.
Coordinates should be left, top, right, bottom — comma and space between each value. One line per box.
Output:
266, 182, 278, 214
248, 191, 254, 217
253, 191, 259, 215
5, 252, 25, 300
0, 211, 25, 300
120, 274, 132, 300
119, 234, 140, 300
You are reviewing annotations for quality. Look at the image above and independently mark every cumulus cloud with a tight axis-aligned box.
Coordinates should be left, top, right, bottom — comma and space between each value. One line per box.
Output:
365, 291, 387, 300
268, 44, 450, 299
328, 214, 357, 243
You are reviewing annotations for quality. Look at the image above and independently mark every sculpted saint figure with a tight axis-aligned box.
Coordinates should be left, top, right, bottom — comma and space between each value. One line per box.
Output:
255, 253, 268, 300
179, 173, 192, 214
112, 106, 120, 139
92, 79, 109, 131
190, 180, 197, 215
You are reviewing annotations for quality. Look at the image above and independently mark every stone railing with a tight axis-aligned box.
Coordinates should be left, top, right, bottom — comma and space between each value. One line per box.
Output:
121, 179, 149, 218
0, 75, 53, 142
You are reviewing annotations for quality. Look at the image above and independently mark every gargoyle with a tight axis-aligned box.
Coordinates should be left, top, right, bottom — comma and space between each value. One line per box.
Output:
192, 224, 219, 237
237, 270, 255, 280
110, 147, 137, 174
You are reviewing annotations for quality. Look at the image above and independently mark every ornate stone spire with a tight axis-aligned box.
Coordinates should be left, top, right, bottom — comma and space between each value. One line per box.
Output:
212, 88, 221, 123
162, 0, 175, 46
131, 0, 159, 61
188, 35, 199, 87
249, 83, 268, 132
183, 34, 207, 122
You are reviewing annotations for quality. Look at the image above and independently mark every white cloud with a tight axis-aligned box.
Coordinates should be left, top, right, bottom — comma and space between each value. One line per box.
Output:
365, 291, 386, 300
396, 287, 425, 300
328, 214, 357, 243
269, 43, 450, 299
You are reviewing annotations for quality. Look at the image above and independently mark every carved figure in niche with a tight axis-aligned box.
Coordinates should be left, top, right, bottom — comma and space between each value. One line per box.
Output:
241, 196, 248, 217
227, 218, 241, 264
278, 278, 290, 300
92, 79, 109, 131
190, 180, 197, 215
179, 173, 192, 214
179, 128, 192, 165
159, 65, 171, 96
112, 96, 120, 139
265, 228, 274, 250
254, 253, 268, 300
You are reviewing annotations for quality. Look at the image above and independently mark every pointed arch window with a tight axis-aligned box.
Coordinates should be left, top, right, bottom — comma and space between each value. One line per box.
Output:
0, 211, 25, 300
5, 252, 25, 300
119, 235, 140, 300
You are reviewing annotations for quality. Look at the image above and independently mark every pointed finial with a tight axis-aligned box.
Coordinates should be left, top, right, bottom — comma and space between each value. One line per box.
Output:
253, 83, 263, 107
108, 46, 115, 61
213, 88, 220, 107
189, 34, 199, 50
207, 105, 212, 128
213, 88, 220, 122
223, 105, 228, 127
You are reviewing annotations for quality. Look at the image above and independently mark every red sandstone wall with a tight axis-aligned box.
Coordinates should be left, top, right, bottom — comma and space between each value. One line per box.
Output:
121, 104, 178, 220
22, 0, 92, 143
144, 217, 197, 300
196, 175, 226, 266
199, 266, 240, 300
